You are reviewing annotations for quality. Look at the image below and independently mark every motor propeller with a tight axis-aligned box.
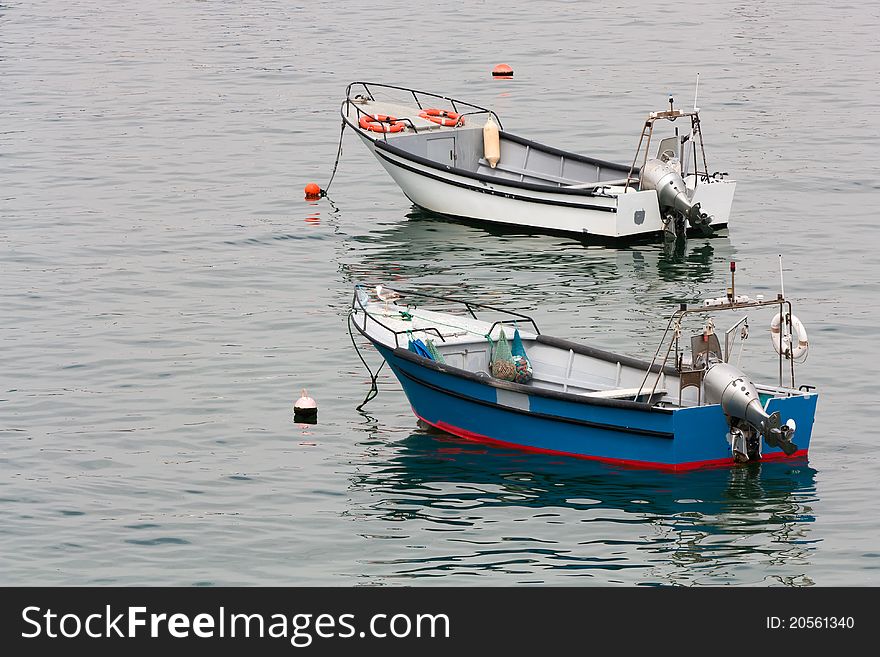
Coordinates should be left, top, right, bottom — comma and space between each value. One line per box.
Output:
686, 202, 713, 236
763, 414, 799, 455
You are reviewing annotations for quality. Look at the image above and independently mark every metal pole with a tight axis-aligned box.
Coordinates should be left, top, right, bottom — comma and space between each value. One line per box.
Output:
730, 261, 736, 302
778, 254, 785, 299
626, 119, 651, 193
778, 255, 786, 387
788, 301, 796, 389
778, 298, 784, 387
697, 117, 710, 181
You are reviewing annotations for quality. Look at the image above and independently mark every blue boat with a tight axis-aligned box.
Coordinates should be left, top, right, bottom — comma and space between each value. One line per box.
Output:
350, 276, 818, 471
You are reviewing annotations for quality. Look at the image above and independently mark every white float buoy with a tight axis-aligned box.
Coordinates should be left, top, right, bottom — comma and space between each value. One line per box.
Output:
483, 115, 500, 169
294, 389, 318, 424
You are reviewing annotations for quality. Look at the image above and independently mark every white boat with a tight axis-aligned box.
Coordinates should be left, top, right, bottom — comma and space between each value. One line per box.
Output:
341, 82, 736, 242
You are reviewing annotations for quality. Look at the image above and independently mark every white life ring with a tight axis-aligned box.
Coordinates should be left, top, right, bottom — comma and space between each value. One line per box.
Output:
770, 312, 809, 360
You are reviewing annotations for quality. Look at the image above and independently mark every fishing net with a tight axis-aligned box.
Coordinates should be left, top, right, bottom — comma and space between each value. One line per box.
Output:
488, 328, 532, 383
492, 328, 512, 362
511, 327, 528, 361
426, 339, 446, 364
491, 359, 515, 380
511, 327, 533, 383
489, 330, 513, 380
489, 327, 533, 383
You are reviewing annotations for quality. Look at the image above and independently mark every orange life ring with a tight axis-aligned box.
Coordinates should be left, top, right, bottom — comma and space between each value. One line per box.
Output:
419, 108, 463, 127
359, 114, 406, 133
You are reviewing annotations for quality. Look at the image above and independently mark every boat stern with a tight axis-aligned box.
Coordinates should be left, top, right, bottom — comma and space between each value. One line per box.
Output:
762, 389, 818, 458
690, 178, 736, 230
672, 388, 817, 468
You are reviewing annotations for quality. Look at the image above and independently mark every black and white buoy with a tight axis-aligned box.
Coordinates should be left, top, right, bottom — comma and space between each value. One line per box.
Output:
294, 389, 318, 424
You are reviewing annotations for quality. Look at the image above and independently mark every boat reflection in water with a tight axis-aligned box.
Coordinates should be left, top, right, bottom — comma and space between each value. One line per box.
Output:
340, 205, 734, 297
346, 426, 818, 585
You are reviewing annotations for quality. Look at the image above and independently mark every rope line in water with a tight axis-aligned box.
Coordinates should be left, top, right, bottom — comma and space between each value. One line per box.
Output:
347, 312, 385, 411
322, 120, 347, 197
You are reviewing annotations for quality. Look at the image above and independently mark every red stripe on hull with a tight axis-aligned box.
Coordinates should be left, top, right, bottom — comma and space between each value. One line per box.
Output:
414, 411, 808, 472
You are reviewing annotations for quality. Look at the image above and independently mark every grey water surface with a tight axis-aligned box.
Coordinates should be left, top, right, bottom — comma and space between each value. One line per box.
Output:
2, 0, 879, 585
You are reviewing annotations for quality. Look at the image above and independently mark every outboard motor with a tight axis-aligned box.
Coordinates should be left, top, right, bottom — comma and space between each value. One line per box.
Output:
703, 361, 798, 461
641, 153, 712, 235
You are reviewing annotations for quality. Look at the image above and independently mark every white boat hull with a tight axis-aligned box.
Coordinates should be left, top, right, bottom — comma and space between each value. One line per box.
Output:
359, 132, 734, 239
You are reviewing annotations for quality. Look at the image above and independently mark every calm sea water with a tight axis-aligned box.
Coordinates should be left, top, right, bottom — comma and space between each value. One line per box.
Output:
2, 0, 879, 586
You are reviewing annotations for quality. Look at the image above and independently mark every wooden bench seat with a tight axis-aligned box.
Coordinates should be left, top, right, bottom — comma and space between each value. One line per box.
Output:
580, 387, 667, 400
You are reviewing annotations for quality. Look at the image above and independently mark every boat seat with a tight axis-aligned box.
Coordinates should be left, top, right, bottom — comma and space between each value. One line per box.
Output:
691, 333, 723, 369
477, 158, 584, 186
410, 119, 448, 131
580, 387, 667, 400
564, 177, 633, 189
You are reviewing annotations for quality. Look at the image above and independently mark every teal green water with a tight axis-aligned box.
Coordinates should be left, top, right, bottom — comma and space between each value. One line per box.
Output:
2, 0, 878, 586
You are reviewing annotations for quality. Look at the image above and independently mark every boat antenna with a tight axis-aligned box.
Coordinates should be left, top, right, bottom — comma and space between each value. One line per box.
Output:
778, 254, 785, 298
680, 73, 700, 176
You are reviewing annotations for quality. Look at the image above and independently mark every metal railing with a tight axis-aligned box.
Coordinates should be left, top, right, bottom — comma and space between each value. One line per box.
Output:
351, 284, 540, 349
341, 81, 503, 142
624, 108, 711, 193
634, 294, 797, 403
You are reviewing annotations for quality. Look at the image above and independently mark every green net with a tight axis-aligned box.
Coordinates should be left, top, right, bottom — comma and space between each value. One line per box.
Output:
492, 328, 512, 363
511, 327, 529, 365
511, 327, 532, 383
426, 339, 446, 364
486, 326, 532, 383
490, 329, 518, 381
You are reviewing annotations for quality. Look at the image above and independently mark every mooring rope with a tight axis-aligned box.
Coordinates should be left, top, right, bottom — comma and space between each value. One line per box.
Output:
322, 120, 347, 197
347, 312, 386, 411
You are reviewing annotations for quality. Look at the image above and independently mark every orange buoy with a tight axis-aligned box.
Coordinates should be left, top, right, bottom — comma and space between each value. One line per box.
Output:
492, 63, 514, 78
304, 182, 321, 199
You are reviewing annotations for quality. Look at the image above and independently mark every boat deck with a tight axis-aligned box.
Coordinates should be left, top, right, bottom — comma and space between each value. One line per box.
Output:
354, 299, 685, 406
346, 97, 635, 191
358, 300, 534, 348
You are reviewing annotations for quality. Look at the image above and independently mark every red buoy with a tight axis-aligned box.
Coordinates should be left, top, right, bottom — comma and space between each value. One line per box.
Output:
304, 182, 321, 199
492, 63, 514, 78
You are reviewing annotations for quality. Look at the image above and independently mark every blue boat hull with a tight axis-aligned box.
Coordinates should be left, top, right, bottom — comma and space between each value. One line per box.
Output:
375, 344, 817, 471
